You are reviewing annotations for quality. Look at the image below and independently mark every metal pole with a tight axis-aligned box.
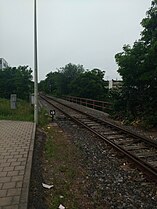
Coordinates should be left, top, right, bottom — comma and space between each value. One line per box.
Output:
34, 0, 38, 124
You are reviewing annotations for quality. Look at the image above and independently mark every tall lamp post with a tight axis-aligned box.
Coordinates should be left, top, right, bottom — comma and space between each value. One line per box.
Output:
34, 0, 38, 124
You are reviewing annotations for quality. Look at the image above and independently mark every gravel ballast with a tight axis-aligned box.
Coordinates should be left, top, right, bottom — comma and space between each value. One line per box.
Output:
57, 118, 157, 209
38, 97, 157, 208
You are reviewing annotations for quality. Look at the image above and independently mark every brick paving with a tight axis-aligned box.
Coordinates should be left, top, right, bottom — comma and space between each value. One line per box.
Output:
0, 120, 36, 209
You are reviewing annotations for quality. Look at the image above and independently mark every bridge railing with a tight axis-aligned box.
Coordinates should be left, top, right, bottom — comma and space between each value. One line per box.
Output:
63, 95, 112, 112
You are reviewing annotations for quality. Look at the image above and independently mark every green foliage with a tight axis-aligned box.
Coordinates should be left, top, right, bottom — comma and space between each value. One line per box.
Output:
39, 71, 63, 96
60, 63, 85, 95
114, 0, 157, 127
45, 136, 55, 159
70, 69, 108, 100
38, 108, 49, 127
39, 63, 85, 96
39, 63, 108, 101
0, 66, 33, 100
0, 98, 33, 121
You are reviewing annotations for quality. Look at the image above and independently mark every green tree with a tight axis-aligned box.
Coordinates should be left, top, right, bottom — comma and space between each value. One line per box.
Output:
60, 63, 85, 95
41, 71, 63, 96
115, 0, 157, 126
70, 69, 108, 100
0, 66, 32, 100
39, 63, 85, 96
39, 64, 108, 101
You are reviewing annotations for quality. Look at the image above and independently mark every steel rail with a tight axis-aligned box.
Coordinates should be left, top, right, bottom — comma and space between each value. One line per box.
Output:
40, 94, 157, 182
41, 94, 157, 148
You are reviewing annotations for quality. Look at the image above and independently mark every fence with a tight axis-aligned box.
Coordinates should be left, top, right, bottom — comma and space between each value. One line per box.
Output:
63, 96, 112, 112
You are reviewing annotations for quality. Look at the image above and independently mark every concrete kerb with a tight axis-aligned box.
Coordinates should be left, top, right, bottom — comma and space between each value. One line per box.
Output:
19, 123, 36, 209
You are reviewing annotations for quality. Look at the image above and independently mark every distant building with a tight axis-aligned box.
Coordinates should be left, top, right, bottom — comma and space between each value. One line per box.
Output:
0, 58, 8, 70
109, 79, 123, 89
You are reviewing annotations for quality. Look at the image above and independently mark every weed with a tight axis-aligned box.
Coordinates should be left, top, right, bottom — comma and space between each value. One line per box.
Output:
45, 136, 56, 159
42, 124, 89, 208
0, 98, 33, 121
38, 108, 49, 127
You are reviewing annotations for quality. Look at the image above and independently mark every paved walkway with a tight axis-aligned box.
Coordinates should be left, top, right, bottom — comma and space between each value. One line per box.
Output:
0, 120, 36, 209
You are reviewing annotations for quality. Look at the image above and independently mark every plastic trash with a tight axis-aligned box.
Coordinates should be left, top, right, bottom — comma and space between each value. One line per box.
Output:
42, 183, 54, 189
58, 204, 65, 209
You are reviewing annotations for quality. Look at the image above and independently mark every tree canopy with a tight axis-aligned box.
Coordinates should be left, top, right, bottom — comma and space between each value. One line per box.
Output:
70, 69, 107, 100
0, 66, 33, 100
39, 63, 108, 100
114, 0, 157, 126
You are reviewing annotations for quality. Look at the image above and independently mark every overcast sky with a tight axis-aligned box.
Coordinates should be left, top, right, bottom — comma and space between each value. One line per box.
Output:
0, 0, 151, 81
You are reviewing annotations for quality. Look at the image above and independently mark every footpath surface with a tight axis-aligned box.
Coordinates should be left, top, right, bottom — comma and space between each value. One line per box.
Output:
0, 120, 36, 209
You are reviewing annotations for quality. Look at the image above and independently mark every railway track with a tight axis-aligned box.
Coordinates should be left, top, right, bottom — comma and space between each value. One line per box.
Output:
40, 94, 157, 182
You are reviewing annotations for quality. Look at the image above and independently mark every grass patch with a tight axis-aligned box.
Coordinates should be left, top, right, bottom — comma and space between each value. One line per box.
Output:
0, 98, 33, 121
38, 108, 50, 127
42, 123, 92, 209
45, 136, 56, 158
